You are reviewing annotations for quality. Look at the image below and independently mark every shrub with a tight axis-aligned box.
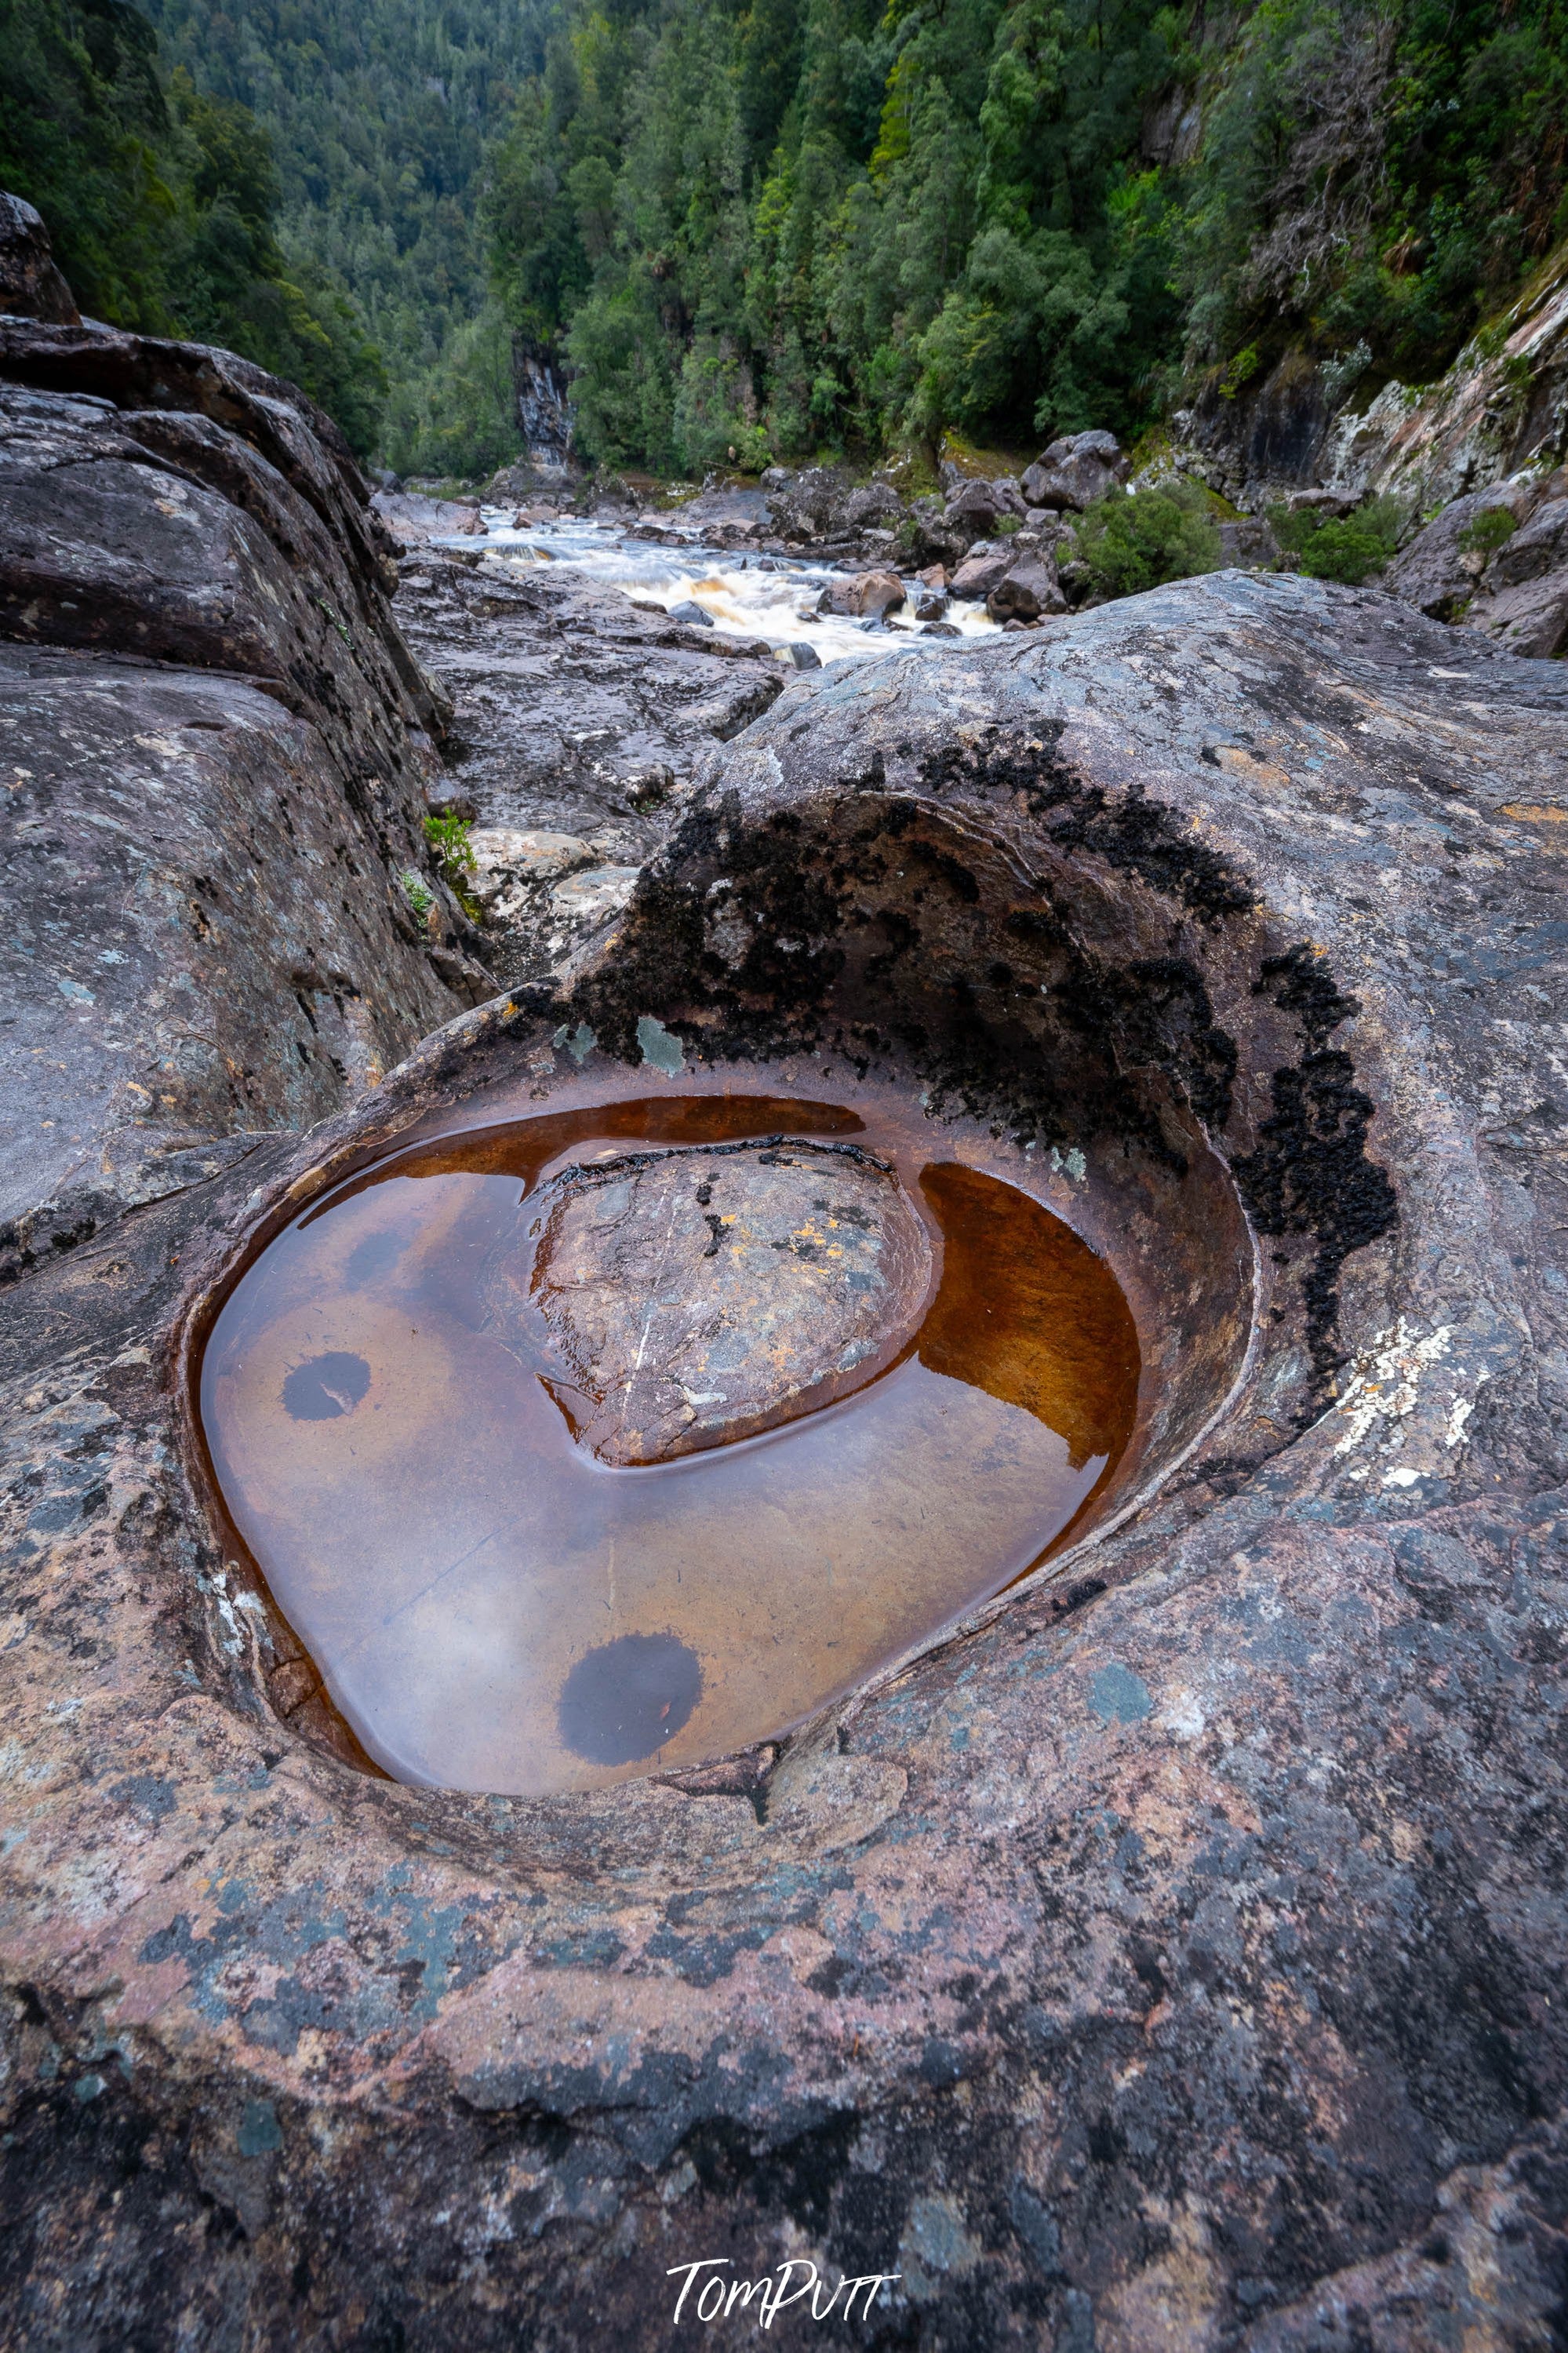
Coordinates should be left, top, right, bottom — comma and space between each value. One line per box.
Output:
1074, 479, 1222, 601
424, 813, 476, 880
1268, 493, 1408, 585
1295, 521, 1390, 583
1458, 507, 1518, 556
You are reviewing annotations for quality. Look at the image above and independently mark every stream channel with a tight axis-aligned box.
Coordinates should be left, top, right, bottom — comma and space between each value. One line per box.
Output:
448, 509, 1004, 666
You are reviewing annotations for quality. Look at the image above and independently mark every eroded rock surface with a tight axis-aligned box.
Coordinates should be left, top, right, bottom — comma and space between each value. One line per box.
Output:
5, 566, 1568, 2347
0, 307, 486, 1284
387, 545, 784, 976
0, 651, 462, 1280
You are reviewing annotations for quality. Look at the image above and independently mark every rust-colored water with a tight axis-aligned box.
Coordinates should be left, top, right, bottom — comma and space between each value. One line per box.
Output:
198, 1094, 1139, 1792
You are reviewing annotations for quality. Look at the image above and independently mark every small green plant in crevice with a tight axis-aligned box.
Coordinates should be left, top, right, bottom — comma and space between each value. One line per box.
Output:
1074, 479, 1222, 602
993, 514, 1022, 537
1219, 345, 1261, 401
1458, 508, 1519, 557
402, 869, 434, 919
422, 814, 486, 922
1268, 494, 1408, 586
424, 812, 476, 879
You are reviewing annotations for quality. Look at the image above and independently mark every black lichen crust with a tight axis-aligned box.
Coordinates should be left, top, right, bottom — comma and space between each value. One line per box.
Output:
1233, 947, 1399, 1393
566, 745, 1394, 1394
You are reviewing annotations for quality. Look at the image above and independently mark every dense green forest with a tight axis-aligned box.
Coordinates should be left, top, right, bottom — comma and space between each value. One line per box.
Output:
141, 0, 552, 468
2, 0, 1565, 477
486, 0, 1568, 474
0, 0, 391, 448
0, 0, 548, 466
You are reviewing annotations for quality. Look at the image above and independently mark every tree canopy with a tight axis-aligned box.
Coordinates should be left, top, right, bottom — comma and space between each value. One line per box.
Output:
5, 0, 1564, 474
1, 0, 390, 450
484, 0, 1568, 474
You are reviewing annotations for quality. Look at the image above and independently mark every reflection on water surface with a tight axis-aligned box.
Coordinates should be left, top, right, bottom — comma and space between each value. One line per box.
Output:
199, 1091, 1138, 1793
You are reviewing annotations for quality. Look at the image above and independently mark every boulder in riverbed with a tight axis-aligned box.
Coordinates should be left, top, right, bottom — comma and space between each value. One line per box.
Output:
986, 556, 1067, 621
950, 545, 1015, 599
941, 475, 1027, 534
1022, 430, 1130, 511
818, 569, 907, 618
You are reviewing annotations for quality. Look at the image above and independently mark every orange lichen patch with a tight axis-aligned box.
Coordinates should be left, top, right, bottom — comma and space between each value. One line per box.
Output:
1212, 745, 1291, 789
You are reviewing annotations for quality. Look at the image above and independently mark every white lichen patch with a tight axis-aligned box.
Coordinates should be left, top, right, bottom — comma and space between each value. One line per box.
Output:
1332, 1317, 1453, 1458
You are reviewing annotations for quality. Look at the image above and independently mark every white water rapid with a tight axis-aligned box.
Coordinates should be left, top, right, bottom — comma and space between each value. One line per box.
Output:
457, 512, 1004, 667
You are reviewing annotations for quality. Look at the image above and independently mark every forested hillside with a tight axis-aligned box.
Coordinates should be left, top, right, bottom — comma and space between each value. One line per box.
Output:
486, 0, 1568, 475
0, 0, 548, 468
3, 0, 1564, 479
142, 0, 552, 470
0, 0, 390, 447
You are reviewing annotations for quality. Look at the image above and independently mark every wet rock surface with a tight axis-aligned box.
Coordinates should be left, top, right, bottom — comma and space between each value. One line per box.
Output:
0, 315, 486, 1288
387, 545, 785, 976
5, 555, 1568, 2344
515, 1139, 934, 1463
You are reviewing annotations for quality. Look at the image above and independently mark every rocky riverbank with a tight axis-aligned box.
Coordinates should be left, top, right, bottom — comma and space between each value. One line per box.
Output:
5, 197, 1568, 2351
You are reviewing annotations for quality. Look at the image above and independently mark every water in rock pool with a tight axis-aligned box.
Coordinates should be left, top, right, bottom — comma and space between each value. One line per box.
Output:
198, 1094, 1139, 1792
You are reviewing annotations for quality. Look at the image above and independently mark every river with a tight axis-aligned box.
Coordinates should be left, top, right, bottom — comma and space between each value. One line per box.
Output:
446, 510, 1004, 667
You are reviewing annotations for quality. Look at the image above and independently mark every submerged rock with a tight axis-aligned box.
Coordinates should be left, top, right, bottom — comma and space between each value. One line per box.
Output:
512, 1138, 933, 1462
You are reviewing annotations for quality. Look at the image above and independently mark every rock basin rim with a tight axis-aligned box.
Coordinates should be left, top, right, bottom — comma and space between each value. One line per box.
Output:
5, 282, 1568, 2349
180, 1062, 1253, 1791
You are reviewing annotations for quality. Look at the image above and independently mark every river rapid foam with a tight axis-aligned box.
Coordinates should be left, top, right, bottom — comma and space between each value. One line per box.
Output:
443, 512, 1003, 668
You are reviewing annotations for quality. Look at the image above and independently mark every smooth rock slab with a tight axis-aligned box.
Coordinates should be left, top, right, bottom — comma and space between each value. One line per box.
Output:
511, 1139, 933, 1461
0, 649, 464, 1273
8, 572, 1568, 2348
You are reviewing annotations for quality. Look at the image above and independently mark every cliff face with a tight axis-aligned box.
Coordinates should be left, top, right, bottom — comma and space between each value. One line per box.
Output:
0, 228, 490, 1284
1326, 248, 1568, 515
1181, 242, 1568, 517
1173, 239, 1568, 657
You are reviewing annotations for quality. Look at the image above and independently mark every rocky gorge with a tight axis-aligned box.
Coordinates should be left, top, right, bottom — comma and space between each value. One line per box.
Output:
4, 198, 1568, 2351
